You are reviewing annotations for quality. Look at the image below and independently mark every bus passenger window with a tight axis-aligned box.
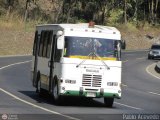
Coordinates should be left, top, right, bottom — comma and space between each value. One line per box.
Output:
42, 31, 49, 57
33, 31, 38, 56
46, 31, 53, 58
38, 31, 45, 57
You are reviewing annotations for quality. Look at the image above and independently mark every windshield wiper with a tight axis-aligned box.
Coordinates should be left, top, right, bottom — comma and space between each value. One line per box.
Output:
76, 52, 110, 70
92, 52, 110, 70
76, 52, 92, 68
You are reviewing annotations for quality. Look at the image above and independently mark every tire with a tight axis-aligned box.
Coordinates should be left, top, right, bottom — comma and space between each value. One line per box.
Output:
52, 79, 62, 105
36, 73, 41, 93
148, 55, 152, 59
148, 56, 151, 59
36, 73, 44, 97
104, 97, 114, 107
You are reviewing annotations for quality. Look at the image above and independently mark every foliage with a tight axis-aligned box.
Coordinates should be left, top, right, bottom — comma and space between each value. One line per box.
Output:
0, 0, 160, 27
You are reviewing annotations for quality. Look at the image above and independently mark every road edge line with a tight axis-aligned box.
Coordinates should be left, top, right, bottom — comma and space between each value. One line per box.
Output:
0, 54, 31, 58
149, 92, 160, 96
0, 61, 80, 120
115, 102, 143, 110
0, 60, 32, 70
0, 88, 80, 120
146, 63, 160, 80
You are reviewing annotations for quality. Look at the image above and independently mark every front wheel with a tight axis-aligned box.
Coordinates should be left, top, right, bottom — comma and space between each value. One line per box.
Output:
104, 97, 114, 107
148, 56, 151, 59
52, 80, 62, 105
148, 55, 152, 59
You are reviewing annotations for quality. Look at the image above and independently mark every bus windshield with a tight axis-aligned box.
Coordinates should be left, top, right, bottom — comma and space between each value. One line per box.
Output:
64, 36, 118, 58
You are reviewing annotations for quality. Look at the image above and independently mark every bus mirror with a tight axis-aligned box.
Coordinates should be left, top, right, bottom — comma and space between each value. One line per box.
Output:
121, 40, 126, 50
57, 31, 63, 36
57, 36, 64, 49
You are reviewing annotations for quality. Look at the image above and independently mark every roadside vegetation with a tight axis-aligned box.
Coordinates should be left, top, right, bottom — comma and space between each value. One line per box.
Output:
0, 0, 160, 55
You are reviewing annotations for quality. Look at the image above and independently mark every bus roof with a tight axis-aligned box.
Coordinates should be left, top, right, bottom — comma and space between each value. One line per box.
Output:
36, 23, 120, 35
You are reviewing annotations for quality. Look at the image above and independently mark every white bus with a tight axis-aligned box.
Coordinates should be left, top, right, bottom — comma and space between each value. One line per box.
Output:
31, 22, 125, 107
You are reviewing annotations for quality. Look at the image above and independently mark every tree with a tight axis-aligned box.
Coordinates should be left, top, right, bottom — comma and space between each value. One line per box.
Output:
124, 0, 127, 24
6, 0, 15, 17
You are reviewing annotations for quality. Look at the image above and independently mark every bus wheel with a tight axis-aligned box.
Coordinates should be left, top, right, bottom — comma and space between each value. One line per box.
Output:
36, 73, 40, 93
52, 80, 62, 105
36, 73, 42, 96
104, 97, 114, 107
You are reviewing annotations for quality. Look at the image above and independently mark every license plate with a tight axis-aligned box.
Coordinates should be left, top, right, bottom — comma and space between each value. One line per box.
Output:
86, 92, 96, 97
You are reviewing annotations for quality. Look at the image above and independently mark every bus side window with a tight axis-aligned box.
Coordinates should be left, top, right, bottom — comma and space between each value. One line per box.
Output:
33, 31, 38, 56
42, 31, 49, 57
38, 31, 45, 57
46, 31, 53, 58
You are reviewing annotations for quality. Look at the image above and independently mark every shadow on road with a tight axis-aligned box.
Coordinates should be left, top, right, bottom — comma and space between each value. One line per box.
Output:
18, 90, 116, 108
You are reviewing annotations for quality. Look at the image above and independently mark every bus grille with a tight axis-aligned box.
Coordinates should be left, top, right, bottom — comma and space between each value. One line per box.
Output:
82, 74, 102, 87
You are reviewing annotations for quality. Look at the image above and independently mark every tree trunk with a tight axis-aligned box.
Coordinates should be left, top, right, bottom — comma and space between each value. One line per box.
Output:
55, 0, 64, 23
124, 0, 127, 24
134, 0, 138, 26
151, 0, 154, 25
6, 5, 11, 18
148, 0, 154, 25
66, 0, 77, 23
24, 0, 30, 22
101, 1, 108, 25
155, 0, 159, 25
6, 0, 13, 18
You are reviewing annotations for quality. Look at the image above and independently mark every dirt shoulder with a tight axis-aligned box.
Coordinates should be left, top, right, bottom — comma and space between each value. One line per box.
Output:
120, 27, 160, 50
0, 29, 34, 56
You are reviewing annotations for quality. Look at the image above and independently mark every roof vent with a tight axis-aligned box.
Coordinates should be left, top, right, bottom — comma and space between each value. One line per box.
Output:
88, 21, 95, 28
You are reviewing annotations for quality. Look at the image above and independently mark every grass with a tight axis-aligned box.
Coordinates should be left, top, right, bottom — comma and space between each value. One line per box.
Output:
0, 15, 159, 55
0, 16, 35, 56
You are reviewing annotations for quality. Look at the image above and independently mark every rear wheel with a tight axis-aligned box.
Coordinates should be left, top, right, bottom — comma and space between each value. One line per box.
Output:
104, 97, 114, 107
36, 73, 45, 97
36, 73, 41, 93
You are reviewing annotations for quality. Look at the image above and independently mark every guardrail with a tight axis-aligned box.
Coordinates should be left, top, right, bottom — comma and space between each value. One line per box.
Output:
122, 49, 149, 53
155, 62, 160, 73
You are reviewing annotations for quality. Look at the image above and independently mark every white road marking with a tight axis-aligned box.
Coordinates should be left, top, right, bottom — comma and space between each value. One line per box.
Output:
0, 88, 79, 120
0, 61, 80, 120
136, 57, 146, 60
0, 54, 31, 58
115, 102, 143, 110
149, 92, 160, 96
125, 54, 134, 56
0, 60, 32, 70
123, 60, 128, 63
146, 63, 160, 80
121, 84, 127, 87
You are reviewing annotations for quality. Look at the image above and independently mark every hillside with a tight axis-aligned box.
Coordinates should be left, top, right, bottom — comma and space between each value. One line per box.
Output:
0, 21, 159, 56
0, 0, 160, 55
120, 26, 160, 50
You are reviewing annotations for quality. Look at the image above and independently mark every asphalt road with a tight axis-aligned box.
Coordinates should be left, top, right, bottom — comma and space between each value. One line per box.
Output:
0, 52, 160, 120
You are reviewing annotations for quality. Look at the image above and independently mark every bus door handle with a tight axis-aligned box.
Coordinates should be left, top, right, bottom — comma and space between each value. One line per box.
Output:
48, 61, 51, 67
48, 61, 54, 68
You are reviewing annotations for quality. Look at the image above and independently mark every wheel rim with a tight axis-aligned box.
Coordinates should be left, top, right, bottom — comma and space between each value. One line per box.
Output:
53, 84, 58, 100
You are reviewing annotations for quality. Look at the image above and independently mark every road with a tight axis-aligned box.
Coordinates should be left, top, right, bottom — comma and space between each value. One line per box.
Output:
0, 52, 160, 120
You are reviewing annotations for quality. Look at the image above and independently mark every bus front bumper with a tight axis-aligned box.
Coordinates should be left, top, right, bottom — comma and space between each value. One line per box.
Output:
59, 86, 121, 99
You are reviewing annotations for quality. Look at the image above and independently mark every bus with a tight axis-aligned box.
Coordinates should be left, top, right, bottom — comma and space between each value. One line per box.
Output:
31, 22, 125, 107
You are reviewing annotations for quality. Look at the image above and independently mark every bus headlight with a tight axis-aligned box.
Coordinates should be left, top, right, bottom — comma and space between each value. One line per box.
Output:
107, 82, 118, 86
65, 79, 76, 84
